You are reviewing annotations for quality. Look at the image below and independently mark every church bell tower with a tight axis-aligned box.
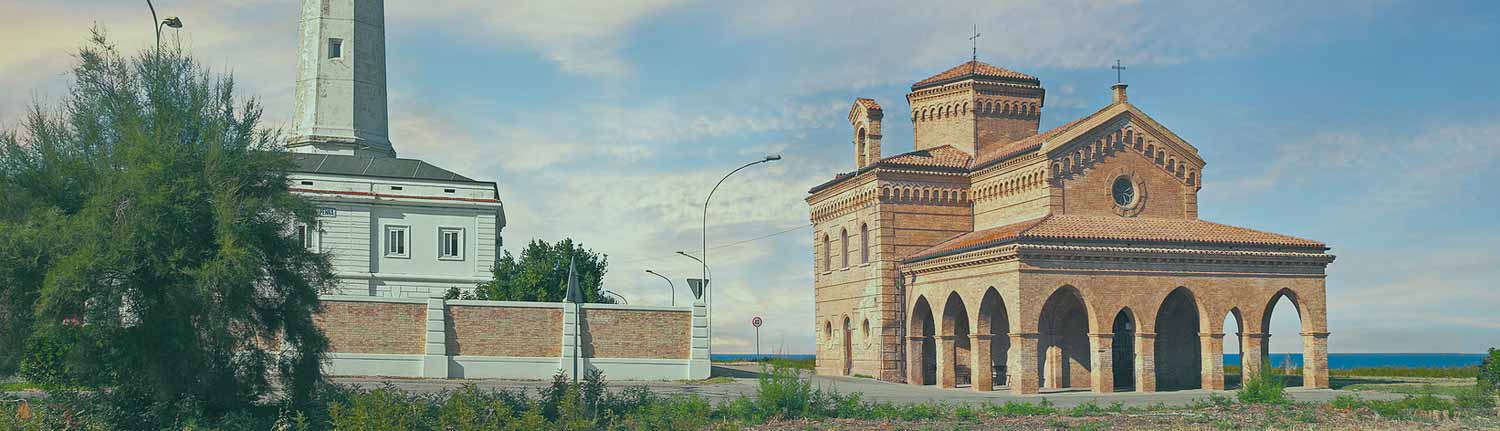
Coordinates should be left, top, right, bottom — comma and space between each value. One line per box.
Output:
289, 0, 395, 157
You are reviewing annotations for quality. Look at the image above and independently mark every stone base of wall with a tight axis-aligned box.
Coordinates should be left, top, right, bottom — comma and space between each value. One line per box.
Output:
324, 353, 698, 380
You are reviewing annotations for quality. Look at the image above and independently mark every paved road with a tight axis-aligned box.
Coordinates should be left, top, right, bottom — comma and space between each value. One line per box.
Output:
331, 364, 1406, 408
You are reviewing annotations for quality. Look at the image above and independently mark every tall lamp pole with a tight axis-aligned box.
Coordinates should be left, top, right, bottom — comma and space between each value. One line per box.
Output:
694, 154, 781, 357
645, 269, 676, 306
602, 290, 628, 304
146, 1, 184, 51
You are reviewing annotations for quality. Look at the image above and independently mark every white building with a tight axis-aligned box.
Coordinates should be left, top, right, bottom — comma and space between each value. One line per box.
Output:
285, 0, 504, 298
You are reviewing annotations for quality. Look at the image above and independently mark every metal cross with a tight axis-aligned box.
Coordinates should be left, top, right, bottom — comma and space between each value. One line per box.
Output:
970, 25, 981, 62
1112, 59, 1127, 83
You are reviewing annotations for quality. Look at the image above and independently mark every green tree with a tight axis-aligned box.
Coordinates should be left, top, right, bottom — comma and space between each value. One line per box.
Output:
465, 238, 614, 303
1480, 347, 1500, 393
0, 30, 333, 421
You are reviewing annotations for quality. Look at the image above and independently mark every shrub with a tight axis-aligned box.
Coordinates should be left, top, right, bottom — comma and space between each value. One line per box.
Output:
1455, 384, 1497, 411
1238, 360, 1288, 405
984, 399, 1058, 417
1480, 348, 1500, 393
756, 361, 814, 419
18, 325, 87, 389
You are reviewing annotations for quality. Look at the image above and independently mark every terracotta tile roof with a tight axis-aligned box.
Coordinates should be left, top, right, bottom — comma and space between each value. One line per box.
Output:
973, 104, 1113, 169
1025, 215, 1325, 247
906, 215, 1325, 262
912, 60, 1039, 89
906, 217, 1048, 261
854, 97, 882, 111
878, 145, 973, 170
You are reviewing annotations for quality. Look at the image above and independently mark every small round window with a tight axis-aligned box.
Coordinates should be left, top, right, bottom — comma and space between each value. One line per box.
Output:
1111, 177, 1136, 207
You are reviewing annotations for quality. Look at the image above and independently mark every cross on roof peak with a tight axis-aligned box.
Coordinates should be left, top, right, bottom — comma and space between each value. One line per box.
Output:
969, 25, 981, 63
1112, 59, 1127, 84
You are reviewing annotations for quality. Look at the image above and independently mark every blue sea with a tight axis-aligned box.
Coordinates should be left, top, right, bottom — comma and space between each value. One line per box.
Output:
713, 353, 1488, 369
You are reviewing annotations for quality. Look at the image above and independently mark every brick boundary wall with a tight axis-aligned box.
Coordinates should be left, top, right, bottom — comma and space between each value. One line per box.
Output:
315, 295, 710, 380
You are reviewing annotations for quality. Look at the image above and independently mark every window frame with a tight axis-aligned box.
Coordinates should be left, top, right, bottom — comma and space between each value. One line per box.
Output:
385, 225, 410, 258
295, 224, 311, 249
860, 223, 869, 264
840, 229, 850, 268
437, 227, 465, 261
328, 38, 344, 59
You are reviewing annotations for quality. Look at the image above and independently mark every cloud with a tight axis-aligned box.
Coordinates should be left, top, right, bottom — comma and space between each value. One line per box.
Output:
388, 0, 687, 79
718, 0, 1389, 94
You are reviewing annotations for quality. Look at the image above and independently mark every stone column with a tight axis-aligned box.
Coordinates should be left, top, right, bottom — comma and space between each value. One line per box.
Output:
561, 302, 582, 379
1009, 332, 1039, 395
1302, 332, 1331, 389
970, 333, 993, 392
687, 297, 711, 379
938, 335, 957, 388
1201, 332, 1225, 390
1241, 332, 1268, 378
907, 336, 926, 385
1043, 344, 1064, 389
1135, 332, 1157, 393
421, 298, 448, 378
1089, 333, 1114, 393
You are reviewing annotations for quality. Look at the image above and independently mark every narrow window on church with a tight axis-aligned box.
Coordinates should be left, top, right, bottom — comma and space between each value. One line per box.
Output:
840, 229, 849, 268
860, 223, 870, 264
439, 227, 464, 260
821, 234, 830, 272
385, 225, 409, 258
328, 38, 343, 59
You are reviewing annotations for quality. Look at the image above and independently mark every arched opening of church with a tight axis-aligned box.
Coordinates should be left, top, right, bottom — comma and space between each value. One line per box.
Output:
856, 128, 867, 166
1223, 308, 1245, 388
1263, 289, 1305, 387
977, 288, 1010, 390
1038, 286, 1090, 389
1154, 287, 1203, 391
842, 316, 853, 376
942, 292, 972, 387
910, 296, 937, 385
1111, 308, 1137, 391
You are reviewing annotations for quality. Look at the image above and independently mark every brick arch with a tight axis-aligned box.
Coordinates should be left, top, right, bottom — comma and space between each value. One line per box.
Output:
1037, 285, 1094, 389
910, 295, 937, 385
1154, 286, 1204, 390
1259, 287, 1308, 334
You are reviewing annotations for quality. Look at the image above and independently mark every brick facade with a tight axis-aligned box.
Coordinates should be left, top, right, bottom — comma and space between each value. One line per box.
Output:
446, 304, 562, 357
316, 300, 426, 354
582, 308, 691, 359
808, 64, 1333, 395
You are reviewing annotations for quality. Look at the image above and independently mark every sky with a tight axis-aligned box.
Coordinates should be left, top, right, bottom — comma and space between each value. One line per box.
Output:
2, 0, 1498, 355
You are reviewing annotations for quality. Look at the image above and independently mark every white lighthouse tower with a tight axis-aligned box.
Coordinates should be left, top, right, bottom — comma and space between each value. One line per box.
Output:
289, 0, 394, 157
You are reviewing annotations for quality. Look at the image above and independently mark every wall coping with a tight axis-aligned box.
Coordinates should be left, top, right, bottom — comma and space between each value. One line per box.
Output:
321, 295, 429, 304
580, 303, 694, 313
448, 299, 567, 309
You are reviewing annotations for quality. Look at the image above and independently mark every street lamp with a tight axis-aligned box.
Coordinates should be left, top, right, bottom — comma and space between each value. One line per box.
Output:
147, 1, 184, 50
694, 154, 781, 357
602, 290, 627, 304
645, 269, 676, 306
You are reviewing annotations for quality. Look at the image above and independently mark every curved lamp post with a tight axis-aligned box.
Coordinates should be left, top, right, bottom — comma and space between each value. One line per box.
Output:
602, 289, 627, 304
645, 269, 676, 306
693, 154, 781, 357
146, 1, 184, 50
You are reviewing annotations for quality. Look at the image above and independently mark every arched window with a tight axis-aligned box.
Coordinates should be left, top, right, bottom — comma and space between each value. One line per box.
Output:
821, 234, 830, 272
855, 128, 867, 167
860, 223, 870, 264
840, 229, 850, 268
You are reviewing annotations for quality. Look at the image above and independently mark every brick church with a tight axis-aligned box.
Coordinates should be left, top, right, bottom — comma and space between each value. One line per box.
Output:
807, 60, 1334, 394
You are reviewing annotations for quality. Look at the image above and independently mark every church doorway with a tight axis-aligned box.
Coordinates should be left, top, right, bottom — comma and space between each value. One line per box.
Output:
1111, 309, 1136, 391
942, 292, 972, 387
978, 288, 1010, 388
842, 317, 853, 376
1038, 286, 1090, 389
1155, 287, 1202, 391
911, 296, 937, 385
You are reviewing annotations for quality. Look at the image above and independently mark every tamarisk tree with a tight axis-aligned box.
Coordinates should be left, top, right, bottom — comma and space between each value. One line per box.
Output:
0, 30, 333, 418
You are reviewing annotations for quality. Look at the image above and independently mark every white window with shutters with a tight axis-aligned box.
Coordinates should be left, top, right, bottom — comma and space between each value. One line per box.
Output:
438, 227, 464, 261
385, 225, 409, 258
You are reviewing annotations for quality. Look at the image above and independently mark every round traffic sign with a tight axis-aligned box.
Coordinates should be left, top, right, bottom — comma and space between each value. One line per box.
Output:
751, 316, 763, 328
